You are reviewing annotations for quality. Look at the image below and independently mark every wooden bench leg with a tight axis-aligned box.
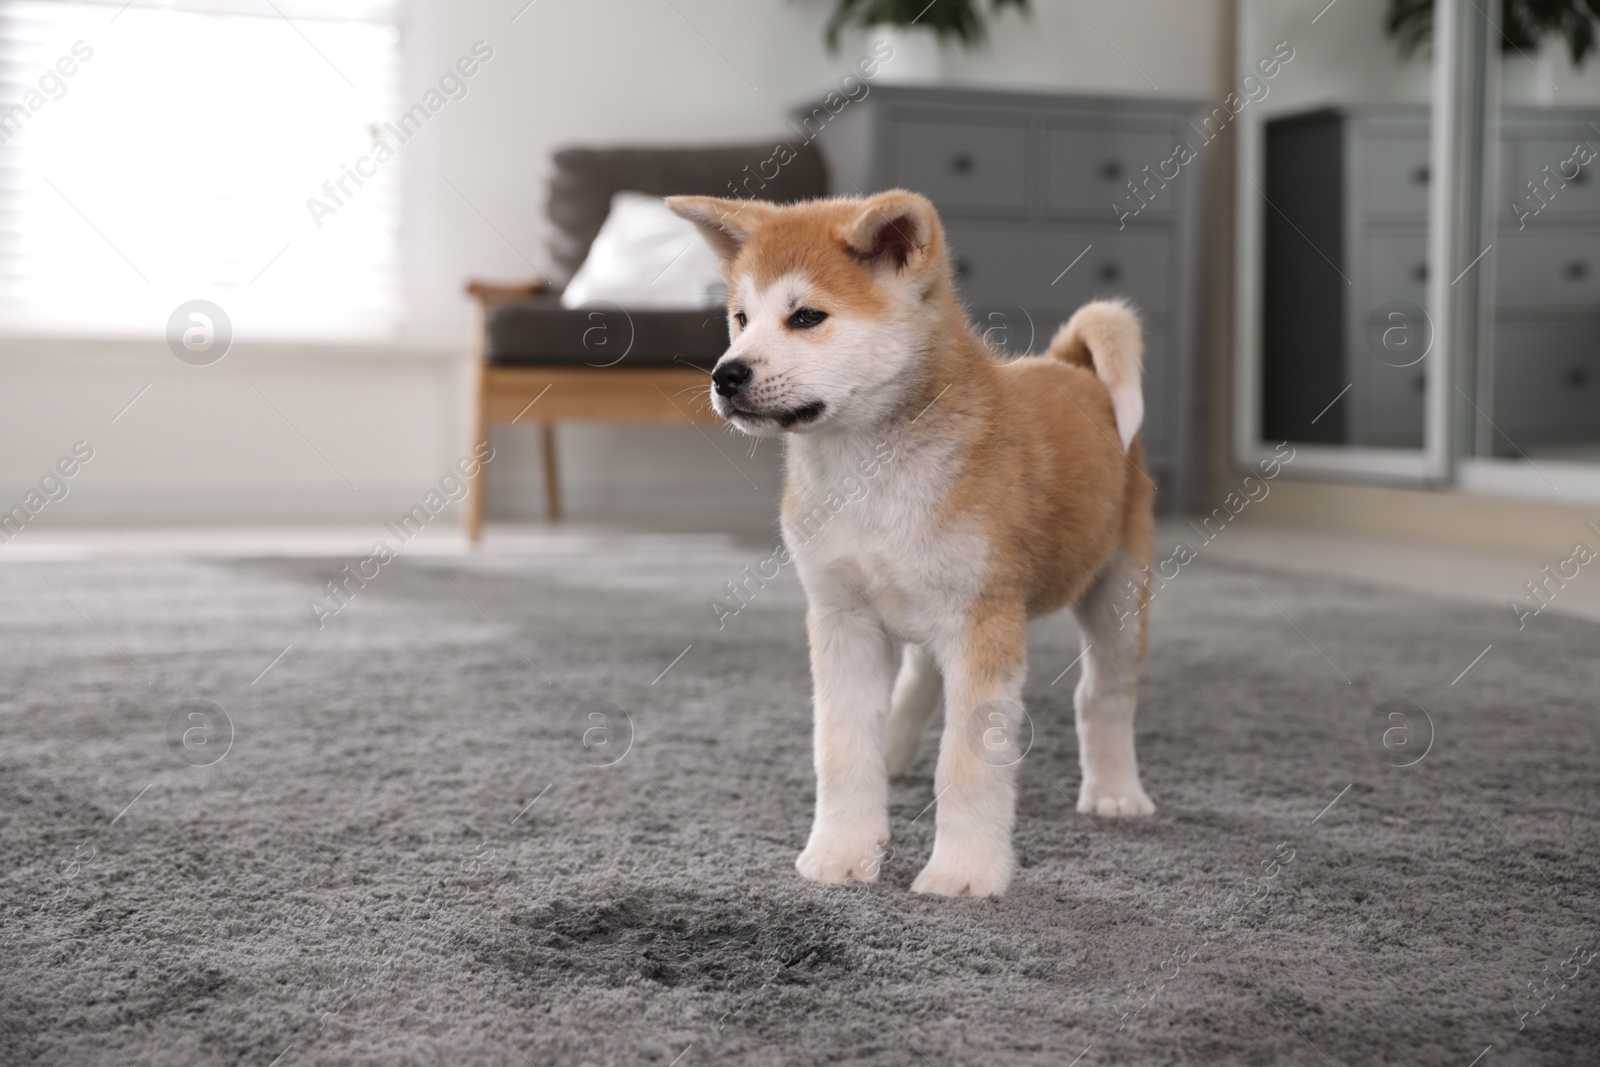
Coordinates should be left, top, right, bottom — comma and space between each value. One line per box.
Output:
466, 460, 487, 542
466, 377, 488, 544
541, 421, 562, 522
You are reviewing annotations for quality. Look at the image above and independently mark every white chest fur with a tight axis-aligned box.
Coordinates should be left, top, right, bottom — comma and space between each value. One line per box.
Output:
782, 430, 986, 643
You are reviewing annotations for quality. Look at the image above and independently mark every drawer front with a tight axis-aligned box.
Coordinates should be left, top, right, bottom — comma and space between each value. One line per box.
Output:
890, 120, 1028, 211
1497, 231, 1600, 309
1358, 136, 1432, 216
945, 223, 1173, 317
1354, 360, 1426, 448
1512, 138, 1600, 218
1364, 233, 1430, 307
1352, 230, 1428, 447
1042, 126, 1179, 217
1493, 320, 1600, 430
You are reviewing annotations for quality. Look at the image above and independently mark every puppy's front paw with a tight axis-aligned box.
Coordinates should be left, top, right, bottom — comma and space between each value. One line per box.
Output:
1077, 780, 1155, 817
796, 828, 891, 885
910, 839, 1013, 898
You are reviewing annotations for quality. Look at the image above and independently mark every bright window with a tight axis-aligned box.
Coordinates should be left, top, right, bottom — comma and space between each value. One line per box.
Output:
0, 0, 402, 338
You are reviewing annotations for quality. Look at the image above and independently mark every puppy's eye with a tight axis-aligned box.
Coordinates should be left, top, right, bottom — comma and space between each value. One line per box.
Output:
733, 311, 747, 329
788, 307, 828, 329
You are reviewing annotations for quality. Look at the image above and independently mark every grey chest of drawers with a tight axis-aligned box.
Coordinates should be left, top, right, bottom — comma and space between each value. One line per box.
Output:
805, 85, 1209, 511
1263, 105, 1600, 451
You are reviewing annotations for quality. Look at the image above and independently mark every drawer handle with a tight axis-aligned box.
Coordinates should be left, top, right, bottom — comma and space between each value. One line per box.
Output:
1563, 260, 1590, 281
1101, 159, 1124, 181
1098, 262, 1122, 284
1410, 263, 1428, 283
950, 152, 975, 175
1566, 366, 1591, 389
953, 256, 972, 279
1410, 165, 1430, 185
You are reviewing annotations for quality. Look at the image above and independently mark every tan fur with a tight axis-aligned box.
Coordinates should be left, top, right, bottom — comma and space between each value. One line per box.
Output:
929, 342, 1151, 621
669, 189, 1158, 897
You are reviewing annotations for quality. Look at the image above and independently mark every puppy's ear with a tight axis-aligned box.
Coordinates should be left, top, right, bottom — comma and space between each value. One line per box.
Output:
838, 190, 944, 273
665, 196, 776, 271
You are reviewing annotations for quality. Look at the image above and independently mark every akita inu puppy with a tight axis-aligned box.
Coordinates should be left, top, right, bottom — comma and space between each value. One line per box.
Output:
669, 189, 1154, 897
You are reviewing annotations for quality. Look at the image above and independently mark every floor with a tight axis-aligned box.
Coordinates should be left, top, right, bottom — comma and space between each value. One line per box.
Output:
1178, 520, 1600, 624
8, 517, 1599, 624
2, 523, 1595, 1065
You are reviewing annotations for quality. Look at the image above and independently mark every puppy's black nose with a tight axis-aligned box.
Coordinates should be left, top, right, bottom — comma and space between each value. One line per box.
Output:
712, 359, 752, 398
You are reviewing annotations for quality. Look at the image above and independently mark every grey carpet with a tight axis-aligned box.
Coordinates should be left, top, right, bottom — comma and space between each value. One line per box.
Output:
1, 533, 1596, 1067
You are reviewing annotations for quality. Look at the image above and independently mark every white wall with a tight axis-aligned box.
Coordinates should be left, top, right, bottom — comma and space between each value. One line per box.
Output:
0, 338, 468, 528
0, 0, 1221, 532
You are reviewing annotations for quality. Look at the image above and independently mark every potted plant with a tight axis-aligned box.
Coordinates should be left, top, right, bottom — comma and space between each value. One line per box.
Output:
817, 0, 1031, 83
1386, 0, 1600, 101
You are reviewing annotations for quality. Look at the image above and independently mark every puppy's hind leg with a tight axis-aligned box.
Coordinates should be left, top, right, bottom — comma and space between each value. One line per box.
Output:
1071, 554, 1155, 817
885, 644, 941, 778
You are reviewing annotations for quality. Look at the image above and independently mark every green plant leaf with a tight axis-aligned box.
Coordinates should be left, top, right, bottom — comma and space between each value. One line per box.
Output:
812, 0, 1032, 54
1385, 0, 1600, 67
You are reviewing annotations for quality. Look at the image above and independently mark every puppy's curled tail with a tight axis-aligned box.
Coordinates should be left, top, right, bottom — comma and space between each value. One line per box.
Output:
1046, 299, 1144, 450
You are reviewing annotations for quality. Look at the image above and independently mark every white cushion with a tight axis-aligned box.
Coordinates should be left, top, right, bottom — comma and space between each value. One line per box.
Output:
560, 192, 726, 310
